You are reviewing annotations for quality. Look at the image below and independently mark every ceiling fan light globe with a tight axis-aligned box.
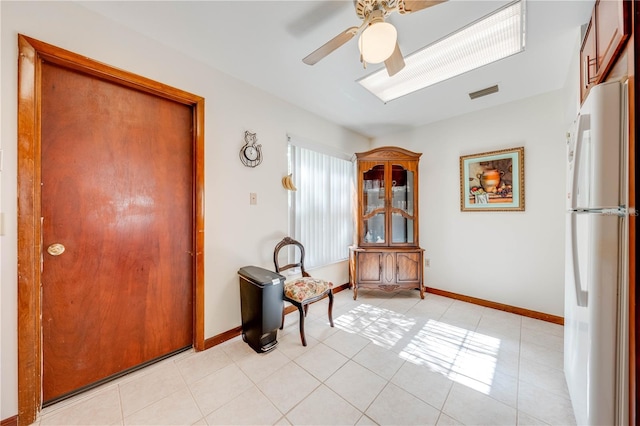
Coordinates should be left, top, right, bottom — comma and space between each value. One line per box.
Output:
358, 22, 397, 64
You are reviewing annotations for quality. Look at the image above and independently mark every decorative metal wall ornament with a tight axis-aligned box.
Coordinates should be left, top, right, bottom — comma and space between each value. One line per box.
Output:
239, 131, 263, 167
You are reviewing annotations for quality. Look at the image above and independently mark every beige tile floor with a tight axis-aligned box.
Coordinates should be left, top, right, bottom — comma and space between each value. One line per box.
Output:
32, 289, 575, 425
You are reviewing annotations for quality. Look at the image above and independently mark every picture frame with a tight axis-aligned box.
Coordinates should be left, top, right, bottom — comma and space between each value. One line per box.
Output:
460, 147, 524, 211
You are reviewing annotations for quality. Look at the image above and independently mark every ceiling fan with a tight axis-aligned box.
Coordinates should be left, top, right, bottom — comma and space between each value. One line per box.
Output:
302, 0, 448, 77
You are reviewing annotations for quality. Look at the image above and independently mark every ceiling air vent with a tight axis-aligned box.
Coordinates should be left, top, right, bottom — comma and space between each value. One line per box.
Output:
469, 85, 499, 100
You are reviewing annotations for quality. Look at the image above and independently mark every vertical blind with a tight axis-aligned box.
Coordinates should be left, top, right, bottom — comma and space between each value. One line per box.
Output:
289, 139, 353, 269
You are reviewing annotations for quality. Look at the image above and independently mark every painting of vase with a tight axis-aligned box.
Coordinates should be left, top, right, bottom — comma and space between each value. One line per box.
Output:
459, 147, 524, 211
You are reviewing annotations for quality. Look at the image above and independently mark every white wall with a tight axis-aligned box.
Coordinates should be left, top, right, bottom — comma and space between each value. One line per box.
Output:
373, 90, 570, 318
0, 1, 370, 419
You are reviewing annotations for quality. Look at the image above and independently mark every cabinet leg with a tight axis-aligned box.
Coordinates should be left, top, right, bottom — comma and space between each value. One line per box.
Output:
353, 286, 358, 300
420, 286, 425, 299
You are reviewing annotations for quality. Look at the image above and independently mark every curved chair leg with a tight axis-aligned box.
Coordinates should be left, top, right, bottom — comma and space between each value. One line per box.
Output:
280, 301, 285, 330
297, 304, 307, 346
327, 291, 334, 327
303, 304, 309, 317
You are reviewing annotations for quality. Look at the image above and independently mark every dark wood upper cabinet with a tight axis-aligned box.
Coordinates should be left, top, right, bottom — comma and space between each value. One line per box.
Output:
580, 0, 631, 102
580, 14, 598, 101
595, 0, 631, 78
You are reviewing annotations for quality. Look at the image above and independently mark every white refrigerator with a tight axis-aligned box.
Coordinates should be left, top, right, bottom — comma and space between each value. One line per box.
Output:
564, 79, 630, 426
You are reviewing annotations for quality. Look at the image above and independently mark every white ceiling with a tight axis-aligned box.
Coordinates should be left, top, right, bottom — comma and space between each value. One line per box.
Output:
78, 0, 594, 139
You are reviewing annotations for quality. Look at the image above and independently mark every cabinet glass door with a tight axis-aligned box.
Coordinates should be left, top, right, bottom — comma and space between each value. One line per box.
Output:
391, 164, 414, 244
363, 164, 386, 244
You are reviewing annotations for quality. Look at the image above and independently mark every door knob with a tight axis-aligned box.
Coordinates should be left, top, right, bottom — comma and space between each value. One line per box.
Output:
47, 243, 65, 256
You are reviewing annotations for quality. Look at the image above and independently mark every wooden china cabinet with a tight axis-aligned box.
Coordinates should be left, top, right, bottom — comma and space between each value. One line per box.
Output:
349, 146, 424, 300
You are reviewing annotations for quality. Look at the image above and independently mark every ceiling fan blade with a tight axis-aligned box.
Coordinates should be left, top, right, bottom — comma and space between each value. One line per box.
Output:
303, 27, 359, 65
384, 43, 405, 77
287, 2, 350, 37
400, 0, 448, 14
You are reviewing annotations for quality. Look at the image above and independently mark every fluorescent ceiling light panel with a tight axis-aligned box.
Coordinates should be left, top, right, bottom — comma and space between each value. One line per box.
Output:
358, 0, 526, 103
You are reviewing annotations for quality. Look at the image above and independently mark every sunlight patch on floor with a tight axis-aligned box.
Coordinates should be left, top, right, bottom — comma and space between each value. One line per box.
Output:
335, 304, 415, 349
335, 306, 500, 395
360, 310, 417, 349
334, 303, 385, 332
402, 320, 500, 394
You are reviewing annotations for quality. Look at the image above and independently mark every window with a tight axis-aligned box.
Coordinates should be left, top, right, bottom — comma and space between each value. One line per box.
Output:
288, 136, 353, 269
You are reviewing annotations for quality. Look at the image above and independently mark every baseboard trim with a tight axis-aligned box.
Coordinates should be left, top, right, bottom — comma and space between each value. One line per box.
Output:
204, 283, 351, 349
1, 415, 18, 426
425, 286, 564, 325
204, 326, 242, 350
203, 283, 561, 350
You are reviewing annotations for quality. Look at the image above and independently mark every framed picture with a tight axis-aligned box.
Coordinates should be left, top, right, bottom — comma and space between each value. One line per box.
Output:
460, 147, 524, 211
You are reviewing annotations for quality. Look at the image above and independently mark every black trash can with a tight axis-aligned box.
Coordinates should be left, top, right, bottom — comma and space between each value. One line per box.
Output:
238, 266, 285, 353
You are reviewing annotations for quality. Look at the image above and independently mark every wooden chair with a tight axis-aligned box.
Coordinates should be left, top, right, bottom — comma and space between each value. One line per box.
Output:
273, 237, 334, 346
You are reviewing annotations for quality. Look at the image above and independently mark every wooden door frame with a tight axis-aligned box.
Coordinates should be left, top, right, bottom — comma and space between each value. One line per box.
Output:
16, 34, 205, 426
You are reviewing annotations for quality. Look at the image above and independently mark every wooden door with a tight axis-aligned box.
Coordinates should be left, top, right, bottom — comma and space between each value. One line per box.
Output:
40, 61, 193, 403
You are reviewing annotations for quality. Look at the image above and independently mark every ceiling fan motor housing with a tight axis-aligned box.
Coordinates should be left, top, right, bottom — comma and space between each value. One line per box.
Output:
355, 0, 399, 20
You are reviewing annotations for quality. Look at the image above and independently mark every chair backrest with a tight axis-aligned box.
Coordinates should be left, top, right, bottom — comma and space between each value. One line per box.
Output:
273, 237, 308, 277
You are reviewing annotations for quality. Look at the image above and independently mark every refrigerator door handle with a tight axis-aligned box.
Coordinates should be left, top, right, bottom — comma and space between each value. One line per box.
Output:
570, 212, 589, 307
571, 113, 591, 210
